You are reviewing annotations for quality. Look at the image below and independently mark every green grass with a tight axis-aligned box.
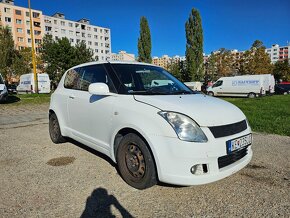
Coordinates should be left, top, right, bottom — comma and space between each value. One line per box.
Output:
224, 95, 290, 136
2, 93, 51, 105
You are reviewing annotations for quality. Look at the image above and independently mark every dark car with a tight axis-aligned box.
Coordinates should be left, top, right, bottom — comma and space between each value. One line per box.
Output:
275, 84, 290, 95
7, 84, 17, 94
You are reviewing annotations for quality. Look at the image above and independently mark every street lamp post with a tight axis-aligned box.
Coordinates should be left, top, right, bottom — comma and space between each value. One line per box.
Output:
28, 0, 38, 93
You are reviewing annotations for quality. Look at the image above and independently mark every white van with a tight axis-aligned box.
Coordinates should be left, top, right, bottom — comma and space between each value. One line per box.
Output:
17, 73, 51, 94
207, 75, 266, 98
0, 73, 8, 102
49, 61, 252, 189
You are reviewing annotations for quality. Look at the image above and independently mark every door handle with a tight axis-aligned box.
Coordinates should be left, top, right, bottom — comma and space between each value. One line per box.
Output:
69, 95, 75, 99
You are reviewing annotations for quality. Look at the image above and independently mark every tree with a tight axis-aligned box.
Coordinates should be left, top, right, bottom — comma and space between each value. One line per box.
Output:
239, 40, 273, 75
138, 17, 152, 63
0, 26, 15, 81
185, 8, 204, 81
168, 61, 181, 80
41, 35, 94, 83
12, 48, 31, 77
273, 60, 290, 81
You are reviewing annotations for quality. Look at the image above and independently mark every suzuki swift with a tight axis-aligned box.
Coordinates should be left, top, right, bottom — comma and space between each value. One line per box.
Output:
49, 61, 253, 189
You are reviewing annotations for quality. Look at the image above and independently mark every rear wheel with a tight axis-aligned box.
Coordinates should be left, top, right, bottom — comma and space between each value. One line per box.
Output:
116, 133, 157, 189
49, 113, 66, 143
248, 92, 256, 98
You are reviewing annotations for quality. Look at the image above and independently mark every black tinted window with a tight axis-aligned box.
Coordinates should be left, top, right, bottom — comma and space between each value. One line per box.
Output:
213, 80, 223, 88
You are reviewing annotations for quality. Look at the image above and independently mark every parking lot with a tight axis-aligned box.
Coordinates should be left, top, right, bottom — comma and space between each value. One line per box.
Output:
0, 103, 289, 217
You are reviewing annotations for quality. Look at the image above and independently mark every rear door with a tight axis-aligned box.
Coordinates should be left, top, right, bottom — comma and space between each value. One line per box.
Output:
66, 64, 116, 150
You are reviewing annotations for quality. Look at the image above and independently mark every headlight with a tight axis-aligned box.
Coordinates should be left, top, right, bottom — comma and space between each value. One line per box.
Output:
158, 111, 208, 142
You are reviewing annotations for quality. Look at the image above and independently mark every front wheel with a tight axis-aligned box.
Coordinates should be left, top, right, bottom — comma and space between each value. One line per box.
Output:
208, 91, 214, 96
49, 113, 66, 144
116, 133, 157, 189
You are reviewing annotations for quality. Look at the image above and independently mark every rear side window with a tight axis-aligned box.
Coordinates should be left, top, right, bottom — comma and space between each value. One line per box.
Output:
64, 64, 115, 92
64, 68, 82, 89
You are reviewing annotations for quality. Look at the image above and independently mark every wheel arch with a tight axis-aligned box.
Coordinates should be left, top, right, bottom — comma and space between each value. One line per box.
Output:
112, 127, 159, 181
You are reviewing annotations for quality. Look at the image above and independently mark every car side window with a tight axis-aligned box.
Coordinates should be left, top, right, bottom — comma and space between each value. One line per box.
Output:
79, 64, 115, 92
213, 80, 223, 88
64, 68, 83, 89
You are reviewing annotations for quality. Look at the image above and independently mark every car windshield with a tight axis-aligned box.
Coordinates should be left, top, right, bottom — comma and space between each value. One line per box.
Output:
111, 64, 193, 95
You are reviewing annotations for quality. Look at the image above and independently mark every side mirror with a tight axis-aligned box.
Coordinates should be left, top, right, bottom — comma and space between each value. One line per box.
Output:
88, 83, 110, 95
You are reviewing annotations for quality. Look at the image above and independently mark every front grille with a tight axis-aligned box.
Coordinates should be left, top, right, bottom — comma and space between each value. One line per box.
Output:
209, 120, 247, 138
218, 147, 248, 169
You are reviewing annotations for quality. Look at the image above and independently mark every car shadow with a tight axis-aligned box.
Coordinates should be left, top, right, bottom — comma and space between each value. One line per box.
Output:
81, 187, 133, 218
0, 95, 20, 104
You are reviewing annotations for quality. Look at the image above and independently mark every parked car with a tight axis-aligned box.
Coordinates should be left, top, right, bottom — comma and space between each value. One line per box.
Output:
275, 84, 290, 95
7, 84, 17, 94
0, 73, 8, 102
49, 61, 253, 189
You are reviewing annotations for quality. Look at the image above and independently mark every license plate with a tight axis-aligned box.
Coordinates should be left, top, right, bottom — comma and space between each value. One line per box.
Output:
226, 134, 252, 154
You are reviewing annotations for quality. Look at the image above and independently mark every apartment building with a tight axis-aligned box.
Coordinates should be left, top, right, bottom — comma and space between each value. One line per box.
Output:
0, 0, 111, 61
152, 55, 186, 69
44, 13, 111, 61
111, 50, 135, 61
0, 0, 44, 51
266, 44, 290, 64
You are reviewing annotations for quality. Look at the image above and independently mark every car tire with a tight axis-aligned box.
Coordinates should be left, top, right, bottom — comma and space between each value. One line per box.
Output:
208, 91, 214, 96
49, 113, 66, 144
116, 133, 157, 190
248, 92, 256, 98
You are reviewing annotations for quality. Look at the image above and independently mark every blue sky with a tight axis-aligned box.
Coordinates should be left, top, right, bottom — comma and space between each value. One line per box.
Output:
17, 0, 290, 56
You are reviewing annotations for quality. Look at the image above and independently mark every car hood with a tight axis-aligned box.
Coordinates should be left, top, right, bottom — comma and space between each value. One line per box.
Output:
134, 94, 246, 127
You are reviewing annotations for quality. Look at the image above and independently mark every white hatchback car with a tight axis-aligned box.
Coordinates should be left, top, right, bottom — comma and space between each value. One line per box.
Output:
49, 61, 253, 189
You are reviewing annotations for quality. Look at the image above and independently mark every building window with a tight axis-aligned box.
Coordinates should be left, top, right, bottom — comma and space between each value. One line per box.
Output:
17, 28, 23, 33
70, 38, 74, 43
87, 27, 91, 31
35, 39, 42, 44
45, 26, 52, 31
34, 30, 41, 35
94, 35, 98, 39
34, 21, 41, 27
28, 38, 31, 43
5, 17, 11, 23
27, 29, 30, 34
61, 29, 66, 34
26, 12, 30, 17
100, 36, 103, 40
69, 30, 73, 35
95, 49, 98, 52
4, 8, 11, 13
88, 34, 91, 38
16, 19, 22, 24
32, 12, 40, 18
94, 42, 98, 46
100, 29, 103, 33
15, 10, 22, 15
54, 20, 57, 24
17, 37, 24, 42
26, 20, 30, 25
94, 28, 97, 32
88, 41, 92, 45
61, 21, 65, 26
68, 22, 73, 27
82, 32, 85, 37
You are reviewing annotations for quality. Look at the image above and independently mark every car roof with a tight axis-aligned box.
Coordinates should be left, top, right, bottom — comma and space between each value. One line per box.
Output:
70, 61, 157, 70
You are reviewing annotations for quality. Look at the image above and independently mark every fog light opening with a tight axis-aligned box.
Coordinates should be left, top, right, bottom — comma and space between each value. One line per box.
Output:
191, 164, 208, 175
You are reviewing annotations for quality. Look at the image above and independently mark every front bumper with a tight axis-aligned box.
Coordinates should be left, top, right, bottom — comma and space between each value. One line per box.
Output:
148, 127, 252, 186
